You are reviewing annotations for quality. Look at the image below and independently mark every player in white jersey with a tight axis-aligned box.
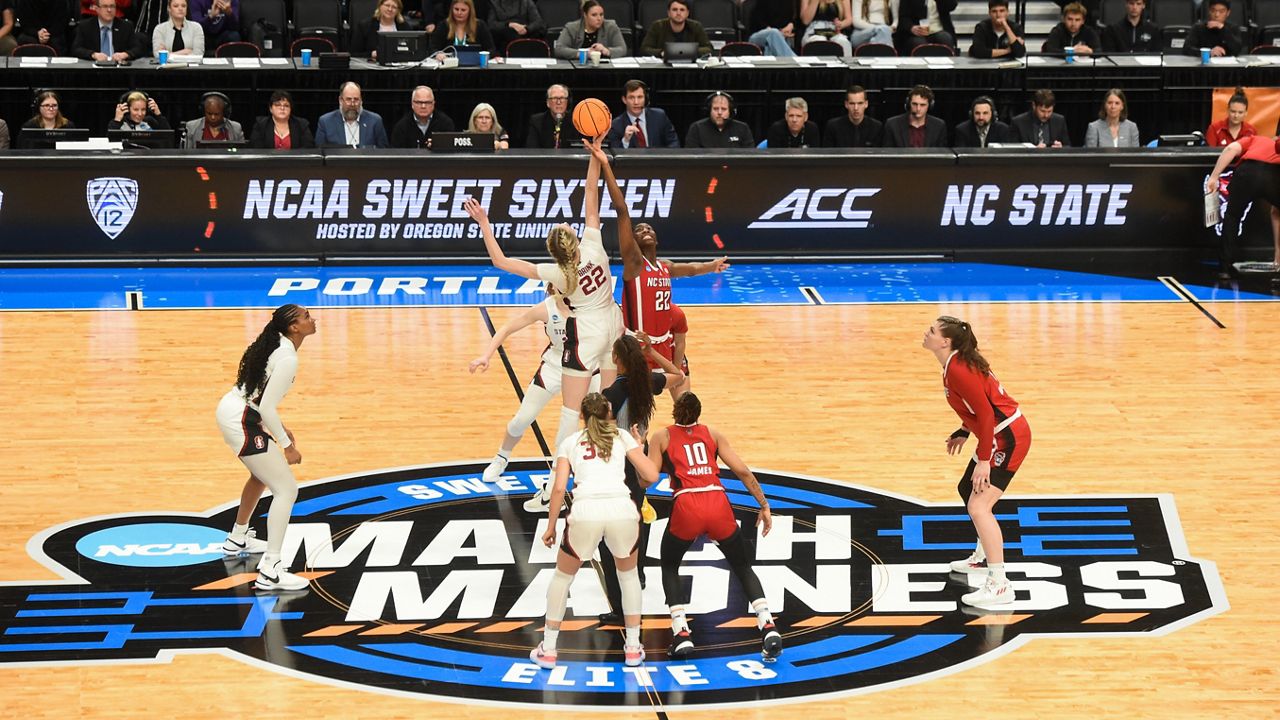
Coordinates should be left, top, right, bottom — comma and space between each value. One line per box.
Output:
214, 304, 316, 592
529, 392, 659, 670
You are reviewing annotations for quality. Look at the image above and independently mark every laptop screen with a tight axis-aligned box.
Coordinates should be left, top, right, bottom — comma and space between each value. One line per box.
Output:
378, 31, 429, 64
664, 42, 699, 61
453, 45, 486, 66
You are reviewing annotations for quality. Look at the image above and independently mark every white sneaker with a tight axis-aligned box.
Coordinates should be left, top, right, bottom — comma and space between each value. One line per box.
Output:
530, 642, 557, 669
482, 457, 509, 482
254, 559, 309, 591
623, 644, 645, 667
222, 528, 268, 556
949, 549, 987, 574
523, 484, 552, 513
961, 578, 1013, 608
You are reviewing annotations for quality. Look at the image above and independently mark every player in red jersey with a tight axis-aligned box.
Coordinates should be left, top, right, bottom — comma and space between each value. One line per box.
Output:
923, 316, 1032, 609
669, 303, 690, 385
645, 392, 781, 661
1207, 134, 1280, 279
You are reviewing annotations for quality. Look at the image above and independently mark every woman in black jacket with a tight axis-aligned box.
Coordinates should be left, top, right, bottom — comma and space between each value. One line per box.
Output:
248, 90, 314, 149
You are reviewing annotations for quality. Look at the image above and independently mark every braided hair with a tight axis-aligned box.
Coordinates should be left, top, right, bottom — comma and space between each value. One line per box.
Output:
235, 304, 303, 400
936, 316, 991, 375
613, 335, 655, 433
580, 392, 618, 461
545, 225, 581, 295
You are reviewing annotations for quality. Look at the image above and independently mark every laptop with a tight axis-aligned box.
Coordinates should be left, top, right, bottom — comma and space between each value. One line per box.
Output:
430, 132, 495, 153
664, 41, 699, 62
452, 44, 486, 66
378, 31, 429, 64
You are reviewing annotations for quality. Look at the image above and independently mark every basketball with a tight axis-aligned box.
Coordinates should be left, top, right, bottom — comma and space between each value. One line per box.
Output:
573, 98, 612, 140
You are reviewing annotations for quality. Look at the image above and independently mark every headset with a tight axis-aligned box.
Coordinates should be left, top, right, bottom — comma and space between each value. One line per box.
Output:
200, 91, 232, 117
904, 85, 934, 111
623, 79, 650, 107
704, 90, 736, 118
970, 95, 997, 122
120, 89, 151, 106
32, 89, 60, 114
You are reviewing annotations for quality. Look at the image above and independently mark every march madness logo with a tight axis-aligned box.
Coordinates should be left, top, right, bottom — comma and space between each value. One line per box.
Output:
0, 462, 1225, 709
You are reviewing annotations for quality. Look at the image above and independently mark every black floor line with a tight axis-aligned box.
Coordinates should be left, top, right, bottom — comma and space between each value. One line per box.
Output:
1158, 276, 1226, 329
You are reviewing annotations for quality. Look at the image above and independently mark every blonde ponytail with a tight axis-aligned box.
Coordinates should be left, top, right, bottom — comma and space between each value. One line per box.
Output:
580, 393, 617, 461
546, 225, 581, 295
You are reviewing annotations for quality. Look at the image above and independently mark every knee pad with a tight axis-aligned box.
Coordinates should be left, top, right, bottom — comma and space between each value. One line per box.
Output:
616, 567, 642, 617
545, 569, 574, 622
556, 406, 581, 447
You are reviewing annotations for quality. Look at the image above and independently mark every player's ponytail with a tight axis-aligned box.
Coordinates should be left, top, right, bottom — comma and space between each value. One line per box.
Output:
546, 225, 580, 295
613, 335, 656, 433
580, 392, 617, 461
936, 315, 991, 375
236, 304, 302, 400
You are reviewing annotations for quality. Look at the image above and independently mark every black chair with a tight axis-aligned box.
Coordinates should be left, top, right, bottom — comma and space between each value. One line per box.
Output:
694, 0, 738, 43
854, 42, 896, 57
216, 41, 264, 57
1255, 0, 1280, 46
294, 0, 343, 48
637, 0, 668, 39
912, 42, 955, 56
1162, 24, 1191, 52
720, 40, 761, 56
599, 0, 635, 52
347, 0, 379, 33
1100, 0, 1126, 24
12, 43, 58, 56
240, 0, 290, 56
1251, 44, 1280, 54
506, 37, 551, 56
1151, 0, 1193, 25
800, 39, 842, 56
540, 0, 581, 41
290, 36, 336, 56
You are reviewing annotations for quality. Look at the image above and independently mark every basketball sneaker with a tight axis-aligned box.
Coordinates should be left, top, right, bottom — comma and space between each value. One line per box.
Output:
669, 629, 695, 659
623, 644, 646, 667
949, 549, 987, 574
523, 484, 552, 513
254, 558, 309, 591
482, 456, 509, 483
761, 622, 783, 662
530, 642, 557, 669
222, 528, 268, 556
961, 577, 1013, 608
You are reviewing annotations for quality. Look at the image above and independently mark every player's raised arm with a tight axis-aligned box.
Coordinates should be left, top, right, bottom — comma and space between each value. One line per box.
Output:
584, 137, 644, 276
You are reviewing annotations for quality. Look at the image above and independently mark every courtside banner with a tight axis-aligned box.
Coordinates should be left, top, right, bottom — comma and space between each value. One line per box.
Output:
0, 151, 1221, 257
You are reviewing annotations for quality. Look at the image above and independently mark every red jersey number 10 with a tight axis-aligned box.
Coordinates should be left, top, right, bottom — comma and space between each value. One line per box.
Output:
683, 442, 709, 466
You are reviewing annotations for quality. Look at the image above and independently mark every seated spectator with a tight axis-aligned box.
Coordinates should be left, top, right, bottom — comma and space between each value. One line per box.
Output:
553, 0, 625, 60
767, 97, 820, 148
1102, 0, 1159, 53
72, 1, 147, 61
686, 91, 755, 148
78, 0, 129, 18
823, 84, 884, 147
1085, 88, 1140, 148
848, 0, 893, 49
969, 0, 1024, 59
1205, 87, 1255, 147
389, 85, 454, 148
884, 85, 947, 147
1043, 2, 1100, 55
108, 91, 171, 130
0, 0, 17, 56
183, 92, 244, 148
525, 84, 581, 149
23, 90, 75, 129
1011, 89, 1070, 147
16, 0, 73, 56
894, 0, 956, 55
606, 79, 679, 149
640, 0, 711, 58
317, 82, 390, 149
350, 0, 411, 60
189, 0, 239, 48
1184, 0, 1241, 58
486, 0, 545, 55
153, 0, 205, 58
953, 95, 1012, 148
746, 0, 797, 57
799, 0, 852, 57
468, 102, 510, 149
248, 90, 314, 149
431, 0, 495, 55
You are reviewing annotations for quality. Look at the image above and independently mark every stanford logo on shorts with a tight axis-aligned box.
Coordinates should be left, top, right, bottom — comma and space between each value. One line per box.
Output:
254, 437, 266, 450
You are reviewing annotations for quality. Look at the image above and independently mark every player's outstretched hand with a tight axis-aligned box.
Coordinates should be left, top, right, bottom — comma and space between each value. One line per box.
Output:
708, 256, 731, 273
463, 197, 489, 225
583, 136, 608, 164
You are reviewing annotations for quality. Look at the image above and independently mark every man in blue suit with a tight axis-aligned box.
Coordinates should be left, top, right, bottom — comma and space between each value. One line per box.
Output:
605, 80, 680, 150
315, 82, 390, 149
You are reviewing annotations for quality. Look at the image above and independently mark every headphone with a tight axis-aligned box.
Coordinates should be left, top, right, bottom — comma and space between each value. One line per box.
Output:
624, 80, 650, 107
904, 86, 934, 112
32, 88, 59, 113
704, 91, 736, 118
120, 90, 151, 106
970, 95, 997, 122
200, 91, 232, 117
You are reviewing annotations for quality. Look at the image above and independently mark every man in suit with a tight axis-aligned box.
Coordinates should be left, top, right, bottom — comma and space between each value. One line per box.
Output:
605, 79, 679, 150
883, 85, 948, 148
1011, 89, 1071, 148
823, 85, 883, 148
969, 0, 1024, 59
953, 96, 1012, 148
389, 85, 455, 149
525, 84, 581, 149
316, 82, 391, 149
894, 0, 956, 55
71, 0, 146, 60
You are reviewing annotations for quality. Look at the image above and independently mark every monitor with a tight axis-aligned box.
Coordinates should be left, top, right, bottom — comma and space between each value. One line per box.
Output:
1157, 134, 1205, 147
378, 31, 429, 64
430, 132, 495, 153
18, 127, 91, 149
664, 41, 699, 62
108, 128, 178, 149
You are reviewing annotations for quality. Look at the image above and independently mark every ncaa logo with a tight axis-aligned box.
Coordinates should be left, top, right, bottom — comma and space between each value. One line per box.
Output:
86, 177, 139, 240
0, 462, 1225, 708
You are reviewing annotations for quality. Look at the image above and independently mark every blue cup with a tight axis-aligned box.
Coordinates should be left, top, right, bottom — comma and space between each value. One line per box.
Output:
479, 50, 489, 68
578, 48, 588, 64
1200, 47, 1210, 65
157, 49, 168, 65
301, 48, 312, 67
1064, 46, 1074, 64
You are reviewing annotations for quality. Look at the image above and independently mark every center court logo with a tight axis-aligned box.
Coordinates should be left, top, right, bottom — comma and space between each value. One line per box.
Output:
0, 462, 1226, 709
86, 177, 139, 240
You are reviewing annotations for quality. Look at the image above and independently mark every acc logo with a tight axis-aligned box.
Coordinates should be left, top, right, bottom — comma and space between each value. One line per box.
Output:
0, 462, 1225, 709
86, 176, 139, 240
749, 188, 881, 229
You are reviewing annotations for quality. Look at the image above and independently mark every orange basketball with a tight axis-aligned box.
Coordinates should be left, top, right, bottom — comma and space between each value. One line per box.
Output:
572, 98, 612, 140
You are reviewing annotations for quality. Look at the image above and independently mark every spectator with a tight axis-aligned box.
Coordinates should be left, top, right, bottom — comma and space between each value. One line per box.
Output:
1205, 87, 1255, 147
248, 90, 314, 149
350, 0, 411, 60
525, 84, 582, 149
317, 82, 391, 149
15, 0, 71, 55
640, 0, 711, 58
1084, 88, 1140, 148
823, 84, 884, 147
894, 0, 956, 55
767, 97, 820, 148
183, 92, 244, 148
468, 102, 510, 150
1102, 0, 1160, 53
23, 90, 74, 129
746, 0, 797, 57
969, 0, 1024, 59
1011, 89, 1070, 147
553, 0, 624, 59
72, 1, 147, 61
189, 0, 239, 48
605, 79, 679, 149
1184, 0, 1241, 58
389, 85, 454, 148
485, 0, 545, 54
884, 85, 948, 147
685, 91, 755, 148
153, 0, 205, 58
799, 0, 852, 57
848, 0, 893, 49
953, 95, 1012, 148
431, 0, 495, 54
108, 91, 171, 130
1043, 2, 1100, 55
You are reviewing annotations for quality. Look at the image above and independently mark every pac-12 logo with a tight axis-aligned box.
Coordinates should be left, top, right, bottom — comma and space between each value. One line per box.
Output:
86, 177, 139, 240
0, 462, 1226, 709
